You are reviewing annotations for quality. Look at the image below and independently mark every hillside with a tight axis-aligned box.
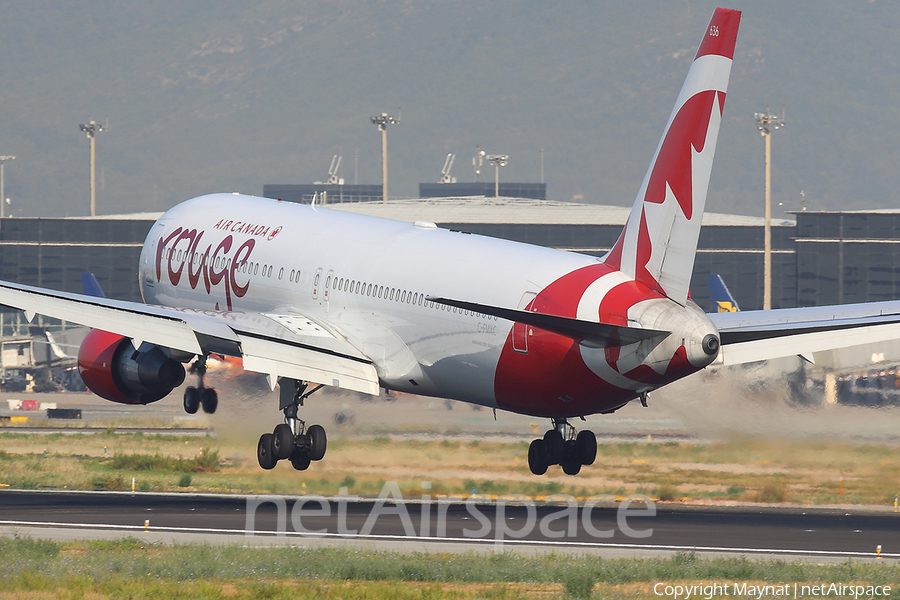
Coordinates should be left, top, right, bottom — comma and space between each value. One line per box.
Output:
0, 1, 898, 218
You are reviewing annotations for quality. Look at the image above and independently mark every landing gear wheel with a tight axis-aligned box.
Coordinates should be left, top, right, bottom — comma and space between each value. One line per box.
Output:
307, 424, 327, 461
289, 450, 311, 471
543, 429, 565, 465
575, 430, 597, 465
561, 459, 582, 475
183, 386, 200, 414
257, 433, 276, 470
200, 388, 218, 414
528, 439, 548, 475
561, 441, 582, 475
265, 380, 329, 471
272, 423, 294, 460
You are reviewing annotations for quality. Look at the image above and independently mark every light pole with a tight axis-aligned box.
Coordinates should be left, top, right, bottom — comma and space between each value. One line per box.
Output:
370, 113, 399, 204
487, 155, 508, 197
473, 146, 484, 181
79, 120, 106, 216
0, 156, 14, 219
755, 107, 785, 310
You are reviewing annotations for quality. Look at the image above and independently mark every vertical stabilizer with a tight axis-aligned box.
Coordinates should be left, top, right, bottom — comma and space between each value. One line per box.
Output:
604, 8, 741, 306
708, 273, 740, 312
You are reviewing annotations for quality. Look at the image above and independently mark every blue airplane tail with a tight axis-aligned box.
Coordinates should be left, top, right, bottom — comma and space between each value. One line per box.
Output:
81, 273, 105, 298
708, 274, 739, 313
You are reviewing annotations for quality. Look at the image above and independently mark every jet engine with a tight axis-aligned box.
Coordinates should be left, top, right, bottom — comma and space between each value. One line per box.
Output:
77, 329, 186, 404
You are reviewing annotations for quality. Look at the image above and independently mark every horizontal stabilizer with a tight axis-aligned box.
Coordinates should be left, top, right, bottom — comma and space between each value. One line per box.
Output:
429, 297, 670, 348
712, 299, 900, 365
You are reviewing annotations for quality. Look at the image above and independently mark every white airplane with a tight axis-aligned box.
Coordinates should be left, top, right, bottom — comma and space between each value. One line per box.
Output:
4, 8, 900, 476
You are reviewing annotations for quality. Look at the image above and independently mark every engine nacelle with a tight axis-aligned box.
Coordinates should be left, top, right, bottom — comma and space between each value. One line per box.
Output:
77, 329, 186, 404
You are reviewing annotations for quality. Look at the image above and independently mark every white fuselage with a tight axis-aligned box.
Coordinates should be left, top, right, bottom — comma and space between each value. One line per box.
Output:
140, 193, 717, 417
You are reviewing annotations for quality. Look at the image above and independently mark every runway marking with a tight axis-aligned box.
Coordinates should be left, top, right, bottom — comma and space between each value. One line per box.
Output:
1, 520, 897, 559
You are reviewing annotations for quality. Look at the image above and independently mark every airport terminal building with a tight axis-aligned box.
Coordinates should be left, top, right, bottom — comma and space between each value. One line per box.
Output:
0, 197, 897, 333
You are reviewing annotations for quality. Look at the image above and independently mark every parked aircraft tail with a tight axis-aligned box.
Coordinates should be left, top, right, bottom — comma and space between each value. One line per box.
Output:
81, 273, 105, 298
604, 8, 740, 306
708, 273, 740, 312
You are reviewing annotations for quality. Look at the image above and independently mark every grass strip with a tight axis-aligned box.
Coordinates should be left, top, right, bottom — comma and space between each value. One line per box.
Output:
0, 538, 897, 599
2, 433, 900, 506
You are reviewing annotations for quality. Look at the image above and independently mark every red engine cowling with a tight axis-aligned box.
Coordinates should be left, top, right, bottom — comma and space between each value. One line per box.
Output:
77, 329, 186, 405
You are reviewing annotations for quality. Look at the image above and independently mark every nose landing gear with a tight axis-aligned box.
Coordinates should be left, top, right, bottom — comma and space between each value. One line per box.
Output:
527, 419, 596, 476
257, 380, 328, 471
183, 356, 218, 414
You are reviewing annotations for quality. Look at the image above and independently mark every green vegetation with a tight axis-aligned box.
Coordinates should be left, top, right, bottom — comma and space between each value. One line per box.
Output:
110, 448, 220, 472
0, 539, 897, 600
1, 432, 899, 506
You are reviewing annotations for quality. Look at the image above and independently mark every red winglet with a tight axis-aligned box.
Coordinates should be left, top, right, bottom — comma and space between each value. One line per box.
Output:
695, 8, 741, 60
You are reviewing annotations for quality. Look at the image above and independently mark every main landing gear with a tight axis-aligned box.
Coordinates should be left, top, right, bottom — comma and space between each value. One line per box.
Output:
257, 380, 328, 471
183, 356, 218, 414
527, 419, 597, 476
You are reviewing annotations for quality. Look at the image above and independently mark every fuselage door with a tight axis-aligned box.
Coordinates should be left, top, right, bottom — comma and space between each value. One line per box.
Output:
312, 268, 323, 300
513, 291, 537, 354
323, 270, 334, 303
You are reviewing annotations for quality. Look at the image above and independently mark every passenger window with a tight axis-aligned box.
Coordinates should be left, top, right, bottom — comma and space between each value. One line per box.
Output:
367, 284, 372, 296
390, 288, 395, 300
314, 273, 320, 286
413, 293, 418, 304
254, 264, 259, 275
356, 282, 361, 294
279, 268, 284, 280
326, 275, 331, 289
419, 295, 423, 306
290, 269, 295, 281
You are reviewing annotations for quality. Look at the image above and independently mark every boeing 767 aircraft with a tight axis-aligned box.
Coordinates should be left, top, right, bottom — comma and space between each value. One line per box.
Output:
4, 8, 900, 476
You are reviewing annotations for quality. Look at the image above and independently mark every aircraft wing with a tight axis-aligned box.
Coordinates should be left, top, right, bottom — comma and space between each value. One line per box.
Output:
711, 299, 900, 365
0, 280, 380, 395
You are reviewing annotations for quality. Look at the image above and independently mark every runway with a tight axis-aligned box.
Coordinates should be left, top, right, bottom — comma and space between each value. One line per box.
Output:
1, 490, 897, 561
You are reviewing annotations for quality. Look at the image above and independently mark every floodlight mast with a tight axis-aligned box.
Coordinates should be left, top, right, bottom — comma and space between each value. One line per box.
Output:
439, 153, 456, 183
326, 155, 344, 203
473, 146, 485, 181
0, 156, 15, 219
487, 155, 508, 197
79, 120, 107, 217
755, 106, 785, 310
370, 113, 399, 204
